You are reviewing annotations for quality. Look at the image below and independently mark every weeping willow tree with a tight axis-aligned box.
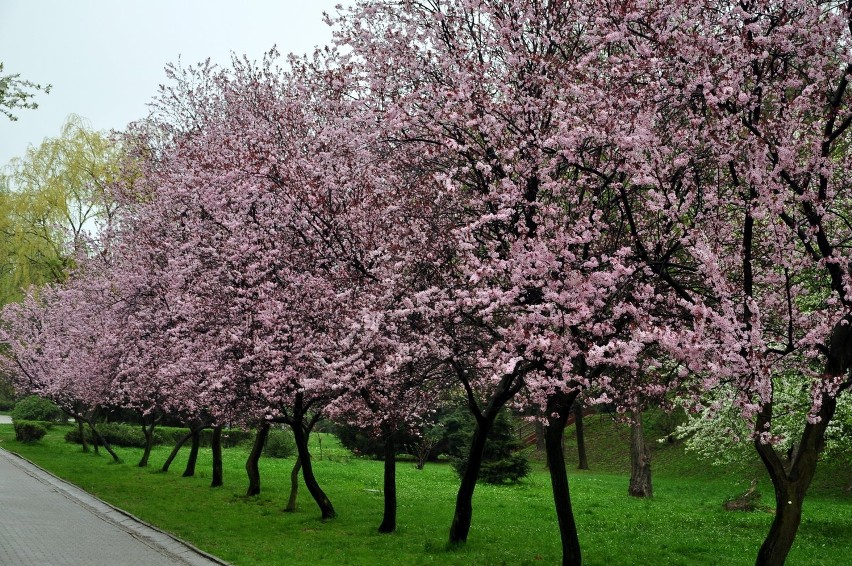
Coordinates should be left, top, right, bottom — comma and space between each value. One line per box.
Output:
0, 115, 124, 305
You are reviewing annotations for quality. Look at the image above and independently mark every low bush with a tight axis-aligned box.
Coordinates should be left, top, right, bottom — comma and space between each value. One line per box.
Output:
14, 420, 48, 442
263, 427, 296, 458
11, 396, 64, 423
64, 423, 254, 448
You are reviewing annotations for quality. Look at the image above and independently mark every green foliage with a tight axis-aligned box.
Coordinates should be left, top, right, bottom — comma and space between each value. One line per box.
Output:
263, 427, 296, 459
13, 419, 47, 442
64, 423, 253, 448
0, 115, 125, 305
11, 395, 63, 423
444, 408, 531, 484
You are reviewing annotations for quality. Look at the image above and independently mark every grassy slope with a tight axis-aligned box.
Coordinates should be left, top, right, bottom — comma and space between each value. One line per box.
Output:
0, 416, 849, 566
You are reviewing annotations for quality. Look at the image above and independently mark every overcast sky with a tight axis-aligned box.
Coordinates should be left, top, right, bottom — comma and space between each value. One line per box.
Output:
0, 0, 349, 168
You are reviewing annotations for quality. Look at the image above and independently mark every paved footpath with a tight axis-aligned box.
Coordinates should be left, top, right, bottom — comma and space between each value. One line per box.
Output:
0, 446, 229, 566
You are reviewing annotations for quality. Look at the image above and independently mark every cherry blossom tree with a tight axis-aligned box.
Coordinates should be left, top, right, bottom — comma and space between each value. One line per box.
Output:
578, 1, 852, 563
0, 276, 123, 462
328, 4, 675, 563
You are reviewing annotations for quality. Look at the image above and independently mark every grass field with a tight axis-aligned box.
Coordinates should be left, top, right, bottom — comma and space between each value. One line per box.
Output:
1, 415, 850, 565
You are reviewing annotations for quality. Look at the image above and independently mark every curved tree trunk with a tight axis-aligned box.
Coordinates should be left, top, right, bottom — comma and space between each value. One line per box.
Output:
546, 392, 582, 566
378, 432, 397, 533
210, 425, 223, 487
87, 419, 121, 463
754, 395, 838, 565
284, 456, 302, 512
574, 401, 589, 470
162, 429, 194, 472
138, 414, 160, 468
291, 420, 335, 519
628, 409, 652, 498
449, 414, 495, 544
183, 428, 201, 477
754, 316, 852, 565
246, 422, 270, 497
448, 365, 528, 545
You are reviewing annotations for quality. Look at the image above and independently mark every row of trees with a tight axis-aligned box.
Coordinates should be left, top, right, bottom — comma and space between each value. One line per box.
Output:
2, 2, 852, 565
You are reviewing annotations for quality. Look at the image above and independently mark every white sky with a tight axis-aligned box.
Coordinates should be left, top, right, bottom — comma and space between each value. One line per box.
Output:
0, 0, 350, 167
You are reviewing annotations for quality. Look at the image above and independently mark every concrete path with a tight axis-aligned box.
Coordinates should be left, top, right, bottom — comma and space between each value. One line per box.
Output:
0, 447, 229, 566
0, 415, 11, 424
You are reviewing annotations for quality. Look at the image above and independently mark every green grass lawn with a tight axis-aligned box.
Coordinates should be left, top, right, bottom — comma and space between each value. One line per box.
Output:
0, 418, 849, 565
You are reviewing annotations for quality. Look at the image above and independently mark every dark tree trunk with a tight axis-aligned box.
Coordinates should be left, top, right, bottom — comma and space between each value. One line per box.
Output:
87, 421, 121, 463
628, 410, 652, 498
754, 316, 852, 565
245, 422, 270, 497
284, 456, 301, 512
754, 395, 837, 566
162, 429, 194, 472
138, 414, 160, 468
448, 365, 528, 545
378, 432, 397, 533
210, 425, 223, 487
76, 417, 89, 453
183, 428, 201, 477
574, 401, 588, 470
291, 420, 335, 519
546, 392, 582, 566
89, 422, 100, 454
449, 414, 495, 544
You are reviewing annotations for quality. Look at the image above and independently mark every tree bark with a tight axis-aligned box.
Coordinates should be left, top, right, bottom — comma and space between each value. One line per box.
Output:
448, 364, 528, 545
87, 420, 121, 463
378, 432, 397, 533
210, 425, 223, 487
76, 417, 89, 453
183, 428, 201, 477
138, 414, 160, 468
162, 429, 194, 472
754, 316, 852, 565
574, 401, 589, 470
449, 414, 495, 544
628, 409, 652, 498
546, 392, 582, 566
290, 419, 335, 519
246, 422, 270, 496
284, 456, 301, 512
754, 394, 837, 565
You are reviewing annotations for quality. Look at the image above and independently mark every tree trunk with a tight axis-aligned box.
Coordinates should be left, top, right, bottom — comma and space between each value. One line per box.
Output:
756, 473, 805, 566
245, 422, 270, 497
291, 421, 335, 519
378, 432, 397, 533
162, 429, 194, 472
89, 421, 100, 454
183, 428, 201, 477
284, 456, 302, 512
76, 417, 89, 453
210, 425, 223, 487
449, 414, 495, 544
753, 394, 839, 565
753, 313, 852, 565
546, 394, 582, 566
574, 401, 588, 470
138, 416, 159, 468
88, 421, 121, 463
628, 409, 652, 498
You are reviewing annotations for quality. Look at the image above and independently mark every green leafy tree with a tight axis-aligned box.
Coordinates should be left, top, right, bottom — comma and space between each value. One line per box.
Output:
0, 115, 124, 304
